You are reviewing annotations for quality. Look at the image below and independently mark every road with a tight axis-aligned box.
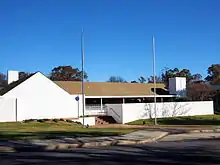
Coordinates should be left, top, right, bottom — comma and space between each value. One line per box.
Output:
1, 139, 220, 165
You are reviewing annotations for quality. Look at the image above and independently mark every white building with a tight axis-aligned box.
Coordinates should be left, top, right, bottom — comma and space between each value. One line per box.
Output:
0, 71, 214, 125
0, 71, 81, 122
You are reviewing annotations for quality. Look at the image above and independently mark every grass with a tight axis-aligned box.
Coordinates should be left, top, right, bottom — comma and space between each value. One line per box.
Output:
0, 122, 136, 140
127, 115, 220, 126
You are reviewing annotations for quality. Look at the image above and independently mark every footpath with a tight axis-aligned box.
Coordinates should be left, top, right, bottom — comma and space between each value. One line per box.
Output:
1, 127, 220, 152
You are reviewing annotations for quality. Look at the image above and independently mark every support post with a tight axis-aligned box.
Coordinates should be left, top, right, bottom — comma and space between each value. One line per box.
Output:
15, 98, 18, 122
101, 98, 103, 111
152, 36, 157, 125
161, 97, 163, 103
122, 98, 125, 104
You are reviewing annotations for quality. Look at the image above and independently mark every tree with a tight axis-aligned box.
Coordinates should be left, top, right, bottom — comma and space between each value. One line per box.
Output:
19, 72, 31, 80
0, 72, 7, 87
138, 76, 146, 83
187, 82, 215, 101
147, 76, 164, 83
161, 67, 202, 87
107, 76, 127, 83
192, 74, 202, 82
49, 66, 88, 81
205, 64, 220, 84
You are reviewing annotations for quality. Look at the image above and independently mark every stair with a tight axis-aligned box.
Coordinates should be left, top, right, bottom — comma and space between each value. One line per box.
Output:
95, 116, 117, 125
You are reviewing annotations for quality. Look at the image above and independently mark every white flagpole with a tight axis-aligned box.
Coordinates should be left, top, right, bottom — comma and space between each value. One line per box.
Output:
81, 28, 85, 126
152, 36, 157, 125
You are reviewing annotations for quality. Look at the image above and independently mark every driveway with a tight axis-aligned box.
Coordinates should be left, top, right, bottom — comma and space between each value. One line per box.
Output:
1, 139, 220, 165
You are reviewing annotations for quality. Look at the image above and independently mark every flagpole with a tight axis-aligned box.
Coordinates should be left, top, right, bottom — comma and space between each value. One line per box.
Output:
81, 28, 85, 126
152, 36, 157, 125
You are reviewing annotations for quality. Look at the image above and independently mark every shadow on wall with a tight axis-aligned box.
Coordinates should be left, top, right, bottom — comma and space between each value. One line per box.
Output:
141, 102, 191, 119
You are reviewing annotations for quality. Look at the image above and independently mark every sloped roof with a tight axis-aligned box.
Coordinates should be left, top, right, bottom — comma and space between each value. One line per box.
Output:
54, 81, 168, 96
0, 73, 36, 96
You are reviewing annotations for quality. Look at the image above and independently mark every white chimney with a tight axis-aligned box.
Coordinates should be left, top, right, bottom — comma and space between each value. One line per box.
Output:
168, 77, 186, 97
7, 70, 19, 84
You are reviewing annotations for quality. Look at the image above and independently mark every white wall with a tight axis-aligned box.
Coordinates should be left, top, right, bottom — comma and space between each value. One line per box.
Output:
106, 104, 123, 123
72, 117, 96, 126
112, 101, 214, 124
169, 77, 186, 96
3, 73, 81, 121
7, 70, 19, 84
71, 94, 84, 117
0, 97, 16, 122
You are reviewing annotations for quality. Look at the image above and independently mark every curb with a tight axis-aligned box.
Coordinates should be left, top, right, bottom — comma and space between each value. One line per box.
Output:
187, 129, 220, 133
1, 129, 219, 152
0, 132, 169, 152
0, 146, 15, 152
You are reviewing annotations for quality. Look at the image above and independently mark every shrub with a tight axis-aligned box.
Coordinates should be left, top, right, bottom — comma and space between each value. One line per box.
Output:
79, 115, 89, 118
42, 119, 51, 122
66, 119, 73, 123
37, 119, 44, 123
73, 121, 82, 125
52, 119, 59, 123
59, 118, 65, 121
23, 119, 37, 123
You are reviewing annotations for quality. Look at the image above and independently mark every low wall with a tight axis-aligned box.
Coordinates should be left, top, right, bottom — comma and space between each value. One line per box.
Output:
73, 116, 96, 126
120, 101, 213, 124
0, 97, 16, 122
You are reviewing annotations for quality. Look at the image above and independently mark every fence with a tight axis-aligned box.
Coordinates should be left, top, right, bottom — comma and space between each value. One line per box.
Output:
85, 104, 107, 115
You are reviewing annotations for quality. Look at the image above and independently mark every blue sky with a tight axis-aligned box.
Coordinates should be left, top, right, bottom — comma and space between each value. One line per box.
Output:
0, 0, 219, 82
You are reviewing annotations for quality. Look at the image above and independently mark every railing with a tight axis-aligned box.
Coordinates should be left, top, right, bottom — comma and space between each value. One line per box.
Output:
85, 104, 107, 115
109, 108, 120, 118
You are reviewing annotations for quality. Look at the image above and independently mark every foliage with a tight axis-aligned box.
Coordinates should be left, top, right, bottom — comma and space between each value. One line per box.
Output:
49, 66, 88, 81
187, 82, 215, 101
19, 72, 32, 79
52, 119, 60, 123
138, 76, 146, 83
205, 64, 220, 85
79, 115, 89, 118
0, 72, 7, 87
23, 119, 38, 123
147, 76, 164, 83
107, 76, 127, 83
161, 67, 202, 88
127, 115, 220, 125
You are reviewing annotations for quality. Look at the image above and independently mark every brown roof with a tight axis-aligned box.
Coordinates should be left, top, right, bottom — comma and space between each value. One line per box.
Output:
54, 81, 168, 96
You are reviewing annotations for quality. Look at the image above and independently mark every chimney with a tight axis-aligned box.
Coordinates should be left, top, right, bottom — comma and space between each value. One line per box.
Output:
168, 77, 186, 97
7, 70, 19, 84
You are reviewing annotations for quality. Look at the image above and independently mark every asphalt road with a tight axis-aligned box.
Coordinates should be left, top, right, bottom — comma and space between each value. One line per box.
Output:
1, 140, 220, 165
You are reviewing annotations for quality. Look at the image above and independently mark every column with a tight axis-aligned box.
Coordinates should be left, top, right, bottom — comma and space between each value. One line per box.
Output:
101, 98, 103, 111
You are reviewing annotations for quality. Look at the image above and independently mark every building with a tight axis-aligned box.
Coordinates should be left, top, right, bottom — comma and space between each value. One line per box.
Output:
0, 70, 214, 124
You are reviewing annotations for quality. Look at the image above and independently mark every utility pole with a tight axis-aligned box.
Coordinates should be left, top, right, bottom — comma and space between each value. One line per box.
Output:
152, 36, 157, 125
81, 28, 85, 126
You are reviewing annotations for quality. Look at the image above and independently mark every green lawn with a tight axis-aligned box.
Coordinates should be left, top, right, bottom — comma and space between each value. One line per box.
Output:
127, 115, 220, 126
0, 122, 136, 140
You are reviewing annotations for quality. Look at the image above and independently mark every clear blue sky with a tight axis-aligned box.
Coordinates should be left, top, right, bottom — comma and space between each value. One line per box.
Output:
0, 0, 219, 82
